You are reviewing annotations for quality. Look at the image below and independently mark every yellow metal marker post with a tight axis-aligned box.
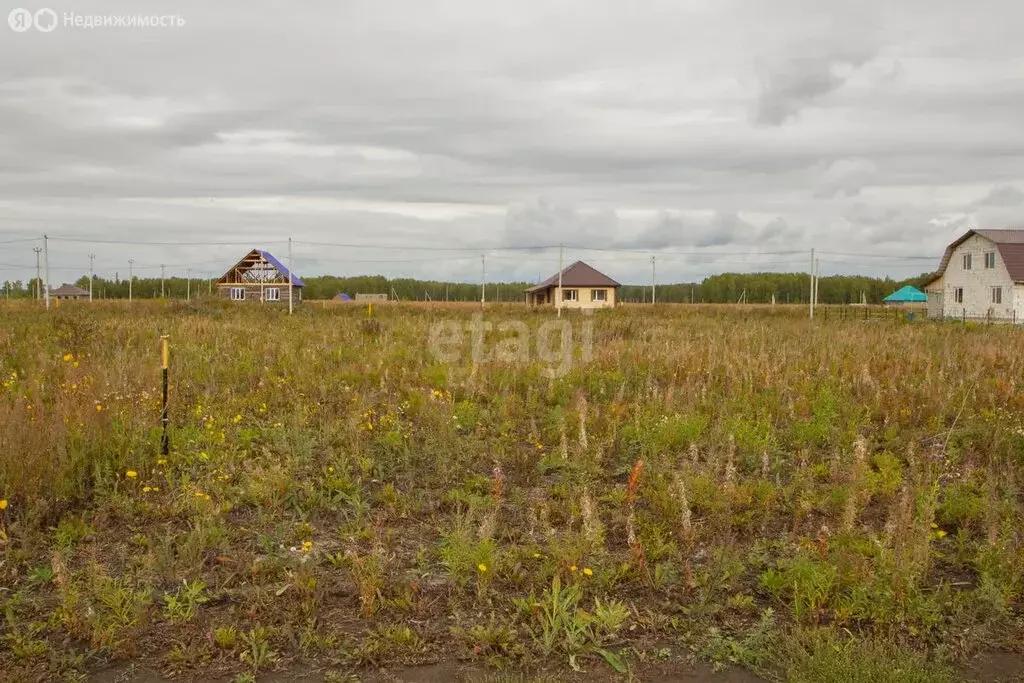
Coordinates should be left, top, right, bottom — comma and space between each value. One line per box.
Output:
160, 336, 170, 456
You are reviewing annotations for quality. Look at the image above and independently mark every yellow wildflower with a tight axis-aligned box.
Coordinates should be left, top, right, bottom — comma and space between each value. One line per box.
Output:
583, 567, 593, 576
232, 414, 242, 424
142, 486, 152, 493
200, 452, 209, 460
532, 553, 541, 558
569, 565, 578, 572
125, 470, 138, 479
477, 564, 487, 573
62, 353, 73, 362
301, 540, 313, 552
156, 458, 167, 466
0, 499, 8, 510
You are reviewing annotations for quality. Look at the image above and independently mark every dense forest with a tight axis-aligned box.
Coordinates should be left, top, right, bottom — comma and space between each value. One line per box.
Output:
1, 270, 934, 304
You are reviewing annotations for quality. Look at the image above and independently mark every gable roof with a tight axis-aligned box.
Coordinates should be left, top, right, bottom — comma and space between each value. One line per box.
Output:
883, 285, 927, 303
217, 249, 304, 287
49, 284, 89, 296
926, 229, 1024, 285
525, 261, 620, 292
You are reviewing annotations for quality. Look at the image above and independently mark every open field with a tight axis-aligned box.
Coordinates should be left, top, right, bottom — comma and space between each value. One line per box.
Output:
0, 301, 1022, 682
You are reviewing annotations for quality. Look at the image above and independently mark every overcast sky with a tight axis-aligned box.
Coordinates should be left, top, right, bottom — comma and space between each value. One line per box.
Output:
2, 0, 1023, 286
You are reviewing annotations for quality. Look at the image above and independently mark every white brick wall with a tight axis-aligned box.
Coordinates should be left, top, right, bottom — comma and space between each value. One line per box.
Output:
927, 234, 1017, 320
1015, 285, 1024, 322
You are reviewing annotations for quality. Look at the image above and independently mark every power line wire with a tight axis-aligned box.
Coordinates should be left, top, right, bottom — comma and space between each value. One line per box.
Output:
48, 236, 288, 246
817, 251, 936, 260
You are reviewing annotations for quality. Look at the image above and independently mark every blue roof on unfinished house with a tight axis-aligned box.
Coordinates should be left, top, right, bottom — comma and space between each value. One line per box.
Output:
258, 249, 304, 287
883, 285, 926, 302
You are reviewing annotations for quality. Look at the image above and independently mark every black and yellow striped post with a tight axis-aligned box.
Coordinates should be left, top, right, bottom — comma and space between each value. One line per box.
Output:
160, 335, 170, 456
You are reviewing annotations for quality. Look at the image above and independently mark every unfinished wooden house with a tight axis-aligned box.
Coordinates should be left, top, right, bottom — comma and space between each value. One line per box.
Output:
215, 249, 304, 304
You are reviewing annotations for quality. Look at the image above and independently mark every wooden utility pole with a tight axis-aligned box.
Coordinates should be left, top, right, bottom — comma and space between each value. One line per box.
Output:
88, 254, 95, 301
480, 254, 485, 308
33, 247, 42, 300
288, 238, 294, 315
651, 255, 656, 305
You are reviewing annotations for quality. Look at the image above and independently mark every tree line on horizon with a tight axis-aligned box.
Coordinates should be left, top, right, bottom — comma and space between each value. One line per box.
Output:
0, 270, 935, 304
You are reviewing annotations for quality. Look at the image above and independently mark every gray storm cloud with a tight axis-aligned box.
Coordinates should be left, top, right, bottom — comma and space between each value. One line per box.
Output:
1, 0, 1023, 285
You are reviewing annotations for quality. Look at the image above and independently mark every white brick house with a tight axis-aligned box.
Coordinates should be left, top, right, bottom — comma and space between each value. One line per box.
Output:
923, 229, 1024, 321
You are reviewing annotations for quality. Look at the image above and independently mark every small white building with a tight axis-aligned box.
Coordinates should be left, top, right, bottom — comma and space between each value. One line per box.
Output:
923, 229, 1024, 320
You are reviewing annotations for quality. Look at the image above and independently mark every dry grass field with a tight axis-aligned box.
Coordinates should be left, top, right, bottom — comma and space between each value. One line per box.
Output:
0, 301, 1021, 682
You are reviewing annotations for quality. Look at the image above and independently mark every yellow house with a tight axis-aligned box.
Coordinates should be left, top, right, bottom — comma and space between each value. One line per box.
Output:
525, 261, 620, 309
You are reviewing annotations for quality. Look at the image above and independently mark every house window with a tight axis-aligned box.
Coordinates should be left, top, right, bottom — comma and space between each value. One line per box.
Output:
265, 287, 280, 301
992, 287, 1002, 304
230, 287, 245, 301
962, 253, 972, 270
562, 289, 578, 302
984, 252, 996, 269
954, 288, 964, 304
591, 289, 607, 302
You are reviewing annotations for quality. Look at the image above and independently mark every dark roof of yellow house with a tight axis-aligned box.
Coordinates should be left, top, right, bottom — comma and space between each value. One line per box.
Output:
525, 261, 620, 292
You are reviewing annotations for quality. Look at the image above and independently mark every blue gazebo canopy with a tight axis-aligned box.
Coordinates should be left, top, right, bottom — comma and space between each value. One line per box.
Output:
883, 285, 927, 303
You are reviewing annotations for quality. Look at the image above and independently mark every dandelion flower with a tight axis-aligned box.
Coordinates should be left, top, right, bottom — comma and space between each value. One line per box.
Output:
301, 540, 313, 552
62, 353, 73, 362
569, 565, 578, 572
156, 458, 167, 466
477, 563, 487, 573
96, 404, 103, 412
583, 567, 593, 576
125, 470, 138, 479
142, 486, 152, 493
0, 499, 8, 510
